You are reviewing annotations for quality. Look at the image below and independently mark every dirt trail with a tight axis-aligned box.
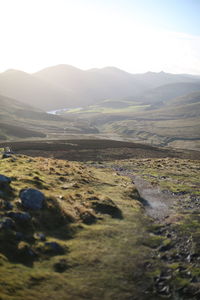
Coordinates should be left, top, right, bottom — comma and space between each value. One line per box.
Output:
114, 168, 177, 221
133, 176, 176, 221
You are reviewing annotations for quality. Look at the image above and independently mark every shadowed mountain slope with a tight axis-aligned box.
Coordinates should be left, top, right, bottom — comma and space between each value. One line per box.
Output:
0, 69, 76, 110
134, 82, 200, 106
0, 94, 48, 140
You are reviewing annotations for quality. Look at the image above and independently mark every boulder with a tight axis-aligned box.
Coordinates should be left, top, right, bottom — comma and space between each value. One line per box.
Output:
20, 188, 45, 210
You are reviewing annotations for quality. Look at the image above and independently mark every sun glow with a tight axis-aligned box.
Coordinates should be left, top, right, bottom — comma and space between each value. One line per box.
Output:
0, 0, 200, 74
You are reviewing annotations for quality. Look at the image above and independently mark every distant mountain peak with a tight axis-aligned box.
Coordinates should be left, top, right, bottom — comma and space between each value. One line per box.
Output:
88, 66, 132, 76
35, 64, 83, 75
3, 69, 29, 75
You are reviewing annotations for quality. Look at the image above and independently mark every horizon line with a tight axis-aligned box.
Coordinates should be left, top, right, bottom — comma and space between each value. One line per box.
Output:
1, 64, 200, 77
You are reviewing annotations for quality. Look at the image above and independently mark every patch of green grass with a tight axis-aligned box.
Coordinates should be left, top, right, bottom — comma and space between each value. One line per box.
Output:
67, 104, 150, 114
0, 155, 156, 300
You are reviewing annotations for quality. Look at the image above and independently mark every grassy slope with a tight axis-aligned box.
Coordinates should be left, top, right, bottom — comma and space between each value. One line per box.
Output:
0, 95, 47, 140
82, 93, 200, 150
0, 94, 99, 142
63, 90, 200, 150
0, 152, 200, 299
0, 155, 154, 300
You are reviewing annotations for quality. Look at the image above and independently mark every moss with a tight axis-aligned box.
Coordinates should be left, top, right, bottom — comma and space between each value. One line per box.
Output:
143, 234, 164, 249
173, 277, 190, 288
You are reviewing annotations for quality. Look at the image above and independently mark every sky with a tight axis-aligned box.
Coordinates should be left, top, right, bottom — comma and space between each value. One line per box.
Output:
0, 0, 200, 74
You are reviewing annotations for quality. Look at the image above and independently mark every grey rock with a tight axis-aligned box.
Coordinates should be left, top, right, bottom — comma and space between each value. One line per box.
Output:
35, 232, 46, 241
20, 188, 45, 210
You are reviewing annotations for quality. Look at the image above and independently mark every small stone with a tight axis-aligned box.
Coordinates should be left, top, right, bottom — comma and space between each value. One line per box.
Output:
158, 285, 170, 295
20, 188, 45, 210
34, 233, 46, 241
186, 254, 191, 262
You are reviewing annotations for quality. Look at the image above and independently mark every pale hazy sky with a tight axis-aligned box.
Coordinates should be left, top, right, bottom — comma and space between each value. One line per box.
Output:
0, 0, 200, 74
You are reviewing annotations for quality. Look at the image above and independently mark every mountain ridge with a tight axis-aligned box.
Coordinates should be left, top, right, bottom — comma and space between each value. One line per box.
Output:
0, 64, 200, 110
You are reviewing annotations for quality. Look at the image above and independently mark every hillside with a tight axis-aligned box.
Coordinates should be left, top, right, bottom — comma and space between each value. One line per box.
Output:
0, 94, 99, 141
132, 70, 200, 89
0, 69, 76, 110
133, 82, 200, 106
0, 65, 200, 111
66, 91, 200, 151
0, 95, 47, 140
0, 148, 200, 299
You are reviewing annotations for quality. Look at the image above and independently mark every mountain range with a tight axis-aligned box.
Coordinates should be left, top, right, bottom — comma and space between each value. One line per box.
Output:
0, 65, 200, 110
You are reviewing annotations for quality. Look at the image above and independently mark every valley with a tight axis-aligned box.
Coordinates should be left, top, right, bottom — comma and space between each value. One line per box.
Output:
1, 0, 200, 299
0, 65, 200, 300
0, 65, 200, 151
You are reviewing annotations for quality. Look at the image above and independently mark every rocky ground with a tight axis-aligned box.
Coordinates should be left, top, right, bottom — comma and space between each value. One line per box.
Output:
100, 158, 200, 299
